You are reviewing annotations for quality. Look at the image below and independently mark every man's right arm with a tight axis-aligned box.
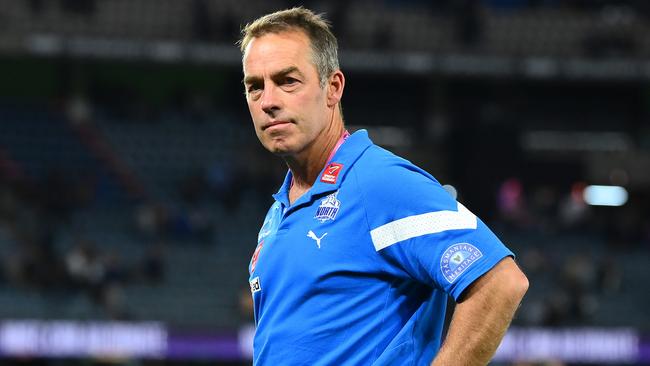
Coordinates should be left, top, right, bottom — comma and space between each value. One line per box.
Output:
431, 257, 528, 366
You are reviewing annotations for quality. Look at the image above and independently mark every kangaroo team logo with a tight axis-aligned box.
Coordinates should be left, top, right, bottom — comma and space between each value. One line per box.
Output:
440, 243, 483, 283
315, 191, 341, 223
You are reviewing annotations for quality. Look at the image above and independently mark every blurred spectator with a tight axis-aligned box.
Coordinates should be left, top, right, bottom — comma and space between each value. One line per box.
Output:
206, 160, 245, 210
179, 172, 208, 206
597, 255, 622, 294
562, 253, 599, 320
497, 178, 531, 228
558, 183, 590, 230
65, 94, 92, 126
134, 202, 170, 240
39, 168, 77, 223
562, 253, 597, 292
101, 251, 132, 320
65, 240, 136, 319
518, 298, 547, 325
103, 283, 130, 320
134, 196, 214, 242
529, 185, 559, 232
542, 289, 572, 326
65, 239, 105, 300
102, 250, 130, 286
139, 243, 166, 284
519, 247, 548, 275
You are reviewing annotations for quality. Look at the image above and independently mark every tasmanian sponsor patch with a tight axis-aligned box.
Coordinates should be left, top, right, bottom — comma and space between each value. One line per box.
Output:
320, 163, 343, 184
440, 243, 483, 283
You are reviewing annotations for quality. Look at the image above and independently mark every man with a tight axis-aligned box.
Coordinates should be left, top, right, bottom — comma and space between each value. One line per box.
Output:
239, 7, 528, 366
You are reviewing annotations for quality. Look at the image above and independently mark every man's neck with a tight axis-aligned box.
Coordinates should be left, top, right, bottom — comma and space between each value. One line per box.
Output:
286, 121, 345, 202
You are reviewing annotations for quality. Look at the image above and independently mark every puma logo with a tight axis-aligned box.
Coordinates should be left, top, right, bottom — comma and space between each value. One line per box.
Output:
307, 230, 327, 249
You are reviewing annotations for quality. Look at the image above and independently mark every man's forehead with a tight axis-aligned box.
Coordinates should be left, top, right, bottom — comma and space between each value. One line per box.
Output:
243, 30, 314, 74
246, 28, 310, 52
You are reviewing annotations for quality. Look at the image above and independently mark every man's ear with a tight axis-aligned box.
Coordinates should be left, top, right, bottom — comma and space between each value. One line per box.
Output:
326, 70, 345, 107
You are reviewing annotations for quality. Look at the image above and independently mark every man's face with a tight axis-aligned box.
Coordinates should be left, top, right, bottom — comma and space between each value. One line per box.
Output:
243, 30, 330, 157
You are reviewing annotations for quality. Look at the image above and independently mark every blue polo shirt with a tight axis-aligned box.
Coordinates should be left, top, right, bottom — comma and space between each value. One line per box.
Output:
248, 130, 513, 366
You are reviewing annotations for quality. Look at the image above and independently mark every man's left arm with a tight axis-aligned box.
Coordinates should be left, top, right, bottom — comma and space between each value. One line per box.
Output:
431, 257, 528, 366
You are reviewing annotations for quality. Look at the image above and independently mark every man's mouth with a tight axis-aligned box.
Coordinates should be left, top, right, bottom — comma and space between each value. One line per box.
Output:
263, 120, 291, 130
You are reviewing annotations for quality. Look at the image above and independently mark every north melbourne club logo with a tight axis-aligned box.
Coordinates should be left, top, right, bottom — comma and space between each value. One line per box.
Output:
314, 191, 341, 223
440, 243, 483, 283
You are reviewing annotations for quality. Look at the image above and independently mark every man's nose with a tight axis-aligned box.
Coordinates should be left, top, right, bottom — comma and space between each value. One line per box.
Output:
260, 86, 281, 115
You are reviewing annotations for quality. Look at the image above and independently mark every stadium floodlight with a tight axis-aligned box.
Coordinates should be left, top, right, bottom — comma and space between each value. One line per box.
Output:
583, 185, 628, 207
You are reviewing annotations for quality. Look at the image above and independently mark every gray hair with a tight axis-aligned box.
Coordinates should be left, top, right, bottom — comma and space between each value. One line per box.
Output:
238, 7, 339, 87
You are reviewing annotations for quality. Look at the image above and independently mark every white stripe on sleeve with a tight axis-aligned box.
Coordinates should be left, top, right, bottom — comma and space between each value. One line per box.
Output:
370, 202, 477, 251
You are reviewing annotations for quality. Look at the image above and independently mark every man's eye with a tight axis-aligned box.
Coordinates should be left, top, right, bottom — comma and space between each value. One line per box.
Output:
283, 77, 298, 85
247, 84, 262, 94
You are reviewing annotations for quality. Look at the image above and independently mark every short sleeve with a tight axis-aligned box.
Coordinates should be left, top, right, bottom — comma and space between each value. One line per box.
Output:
356, 151, 513, 301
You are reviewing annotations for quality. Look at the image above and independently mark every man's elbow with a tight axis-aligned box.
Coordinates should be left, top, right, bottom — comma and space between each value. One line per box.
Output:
492, 258, 529, 305
460, 258, 529, 305
506, 265, 529, 304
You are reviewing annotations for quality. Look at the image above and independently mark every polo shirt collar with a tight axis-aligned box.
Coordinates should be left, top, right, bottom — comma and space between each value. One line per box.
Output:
272, 129, 373, 208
